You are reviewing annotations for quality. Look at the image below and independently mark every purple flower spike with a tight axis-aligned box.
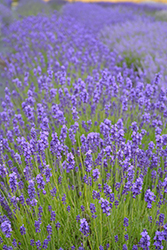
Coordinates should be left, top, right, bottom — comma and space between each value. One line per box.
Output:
1, 220, 12, 238
20, 225, 26, 235
80, 218, 89, 237
145, 189, 156, 209
139, 229, 150, 249
92, 168, 100, 181
99, 198, 111, 216
153, 231, 165, 250
9, 173, 17, 193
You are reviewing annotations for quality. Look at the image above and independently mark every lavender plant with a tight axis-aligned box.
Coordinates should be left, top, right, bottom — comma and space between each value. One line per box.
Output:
0, 2, 167, 250
0, 2, 13, 26
100, 16, 167, 85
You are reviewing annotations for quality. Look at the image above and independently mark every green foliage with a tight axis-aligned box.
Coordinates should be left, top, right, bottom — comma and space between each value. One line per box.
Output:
154, 10, 167, 22
15, 0, 51, 17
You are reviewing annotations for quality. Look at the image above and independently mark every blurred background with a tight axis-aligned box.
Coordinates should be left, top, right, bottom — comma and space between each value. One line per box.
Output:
10, 0, 167, 5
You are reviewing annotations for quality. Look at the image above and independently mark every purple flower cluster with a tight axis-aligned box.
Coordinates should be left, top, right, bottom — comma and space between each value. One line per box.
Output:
99, 198, 111, 216
139, 229, 150, 250
145, 189, 156, 209
90, 203, 97, 219
1, 220, 12, 238
80, 218, 89, 237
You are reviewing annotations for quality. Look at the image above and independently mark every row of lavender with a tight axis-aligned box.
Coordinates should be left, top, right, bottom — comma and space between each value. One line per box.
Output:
100, 14, 167, 85
0, 2, 167, 250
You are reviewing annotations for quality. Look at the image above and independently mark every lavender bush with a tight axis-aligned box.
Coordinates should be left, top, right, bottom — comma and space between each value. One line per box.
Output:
48, 0, 67, 12
0, 2, 167, 250
100, 15, 167, 85
0, 2, 13, 26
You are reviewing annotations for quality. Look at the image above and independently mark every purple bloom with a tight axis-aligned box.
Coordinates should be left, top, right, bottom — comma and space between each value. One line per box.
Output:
36, 240, 41, 250
38, 206, 43, 217
103, 183, 112, 198
115, 200, 119, 208
76, 215, 80, 223
56, 221, 61, 230
132, 245, 138, 250
28, 180, 36, 200
106, 243, 110, 249
84, 150, 92, 172
158, 214, 164, 226
90, 203, 97, 219
98, 184, 102, 192
106, 172, 111, 181
62, 194, 66, 205
51, 211, 56, 222
36, 174, 45, 190
92, 168, 100, 181
45, 166, 52, 183
9, 173, 17, 193
145, 189, 156, 208
139, 229, 150, 250
148, 216, 152, 223
30, 239, 35, 246
2, 245, 8, 250
1, 221, 12, 238
81, 205, 85, 212
153, 231, 165, 250
163, 177, 167, 193
80, 218, 89, 237
35, 220, 41, 233
64, 152, 75, 173
48, 205, 52, 212
123, 217, 129, 227
0, 164, 7, 178
99, 198, 111, 216
115, 235, 118, 242
47, 224, 52, 235
47, 235, 51, 242
132, 177, 143, 198
60, 125, 67, 143
42, 239, 49, 249
67, 205, 71, 212
50, 187, 57, 197
123, 244, 128, 250
163, 223, 167, 241
20, 225, 26, 235
124, 234, 129, 241
12, 239, 17, 247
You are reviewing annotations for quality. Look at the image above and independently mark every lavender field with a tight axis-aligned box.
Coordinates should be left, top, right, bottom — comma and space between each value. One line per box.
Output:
0, 0, 167, 249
